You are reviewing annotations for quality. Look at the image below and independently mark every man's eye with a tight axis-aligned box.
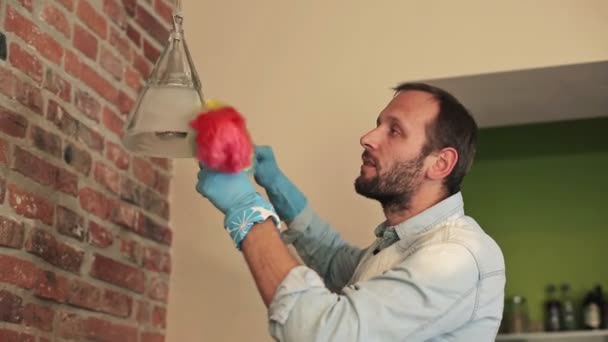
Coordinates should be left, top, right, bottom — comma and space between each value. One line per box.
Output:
390, 127, 401, 136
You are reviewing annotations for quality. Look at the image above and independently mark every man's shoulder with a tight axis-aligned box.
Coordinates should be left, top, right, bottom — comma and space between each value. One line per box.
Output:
441, 215, 505, 276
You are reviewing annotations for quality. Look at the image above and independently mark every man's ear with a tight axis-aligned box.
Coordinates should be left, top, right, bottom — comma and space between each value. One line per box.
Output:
427, 147, 458, 181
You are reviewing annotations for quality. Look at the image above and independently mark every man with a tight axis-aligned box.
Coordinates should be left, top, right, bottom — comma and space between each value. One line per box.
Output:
196, 82, 506, 341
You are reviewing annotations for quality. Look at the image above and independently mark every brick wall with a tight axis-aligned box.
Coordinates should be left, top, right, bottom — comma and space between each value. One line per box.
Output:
0, 0, 175, 341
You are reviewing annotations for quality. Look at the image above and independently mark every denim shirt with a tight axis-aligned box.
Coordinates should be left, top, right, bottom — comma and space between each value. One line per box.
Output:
268, 192, 506, 341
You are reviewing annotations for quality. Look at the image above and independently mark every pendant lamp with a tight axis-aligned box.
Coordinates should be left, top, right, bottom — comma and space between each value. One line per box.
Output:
122, 0, 204, 158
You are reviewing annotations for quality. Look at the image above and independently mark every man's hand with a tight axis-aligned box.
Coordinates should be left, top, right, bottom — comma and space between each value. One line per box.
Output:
196, 164, 280, 249
253, 146, 307, 222
253, 145, 283, 188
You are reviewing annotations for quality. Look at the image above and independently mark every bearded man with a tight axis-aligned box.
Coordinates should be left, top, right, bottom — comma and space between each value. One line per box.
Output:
196, 82, 506, 341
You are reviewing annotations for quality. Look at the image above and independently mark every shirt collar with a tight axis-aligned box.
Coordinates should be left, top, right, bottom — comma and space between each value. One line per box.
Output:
374, 192, 465, 241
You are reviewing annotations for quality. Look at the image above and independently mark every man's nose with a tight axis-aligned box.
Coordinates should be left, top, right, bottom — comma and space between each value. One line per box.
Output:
360, 129, 378, 151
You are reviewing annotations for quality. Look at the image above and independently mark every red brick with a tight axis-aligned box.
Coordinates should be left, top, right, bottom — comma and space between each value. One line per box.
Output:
76, 0, 108, 39
119, 238, 140, 264
120, 238, 141, 265
0, 290, 24, 323
15, 79, 44, 115
126, 24, 141, 47
102, 107, 124, 138
123, 0, 136, 17
143, 246, 170, 273
0, 215, 25, 248
103, 0, 128, 29
106, 141, 130, 170
0, 66, 17, 98
150, 157, 171, 171
151, 305, 166, 328
138, 215, 172, 245
5, 6, 64, 65
154, 0, 173, 24
56, 0, 74, 11
83, 316, 138, 342
0, 328, 35, 342
82, 67, 119, 104
41, 3, 71, 38
94, 161, 120, 195
162, 252, 171, 273
56, 311, 82, 339
117, 90, 135, 115
0, 138, 9, 166
0, 255, 37, 289
65, 50, 118, 103
12, 146, 58, 187
124, 67, 142, 92
30, 125, 62, 158
133, 157, 156, 187
15, 0, 33, 11
143, 188, 169, 220
9, 43, 43, 83
0, 106, 28, 138
47, 100, 78, 136
0, 177, 4, 204
64, 143, 92, 176
143, 39, 160, 63
67, 279, 101, 311
136, 5, 170, 44
133, 54, 151, 78
109, 27, 132, 60
44, 68, 71, 102
101, 288, 133, 318
25, 228, 84, 273
56, 205, 85, 241
56, 167, 78, 196
77, 121, 104, 152
100, 47, 123, 81
90, 254, 145, 293
141, 332, 165, 342
8, 183, 54, 225
136, 299, 149, 324
112, 202, 139, 230
22, 303, 54, 332
154, 173, 170, 196
74, 88, 101, 122
34, 270, 69, 302
147, 277, 168, 302
87, 221, 114, 248
79, 187, 112, 220
73, 24, 98, 60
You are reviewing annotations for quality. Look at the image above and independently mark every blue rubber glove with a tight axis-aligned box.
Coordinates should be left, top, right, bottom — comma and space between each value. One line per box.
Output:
253, 146, 307, 222
196, 164, 281, 250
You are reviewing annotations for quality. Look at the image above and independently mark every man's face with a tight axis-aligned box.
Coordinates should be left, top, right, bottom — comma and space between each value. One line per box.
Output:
355, 90, 439, 209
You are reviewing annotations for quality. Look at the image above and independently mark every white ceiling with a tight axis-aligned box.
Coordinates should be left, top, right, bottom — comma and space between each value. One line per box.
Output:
421, 60, 608, 128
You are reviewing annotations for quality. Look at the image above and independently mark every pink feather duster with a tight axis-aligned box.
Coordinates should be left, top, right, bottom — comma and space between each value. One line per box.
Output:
190, 105, 254, 173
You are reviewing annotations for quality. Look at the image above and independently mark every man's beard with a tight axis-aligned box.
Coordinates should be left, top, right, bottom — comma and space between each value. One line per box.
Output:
354, 153, 425, 212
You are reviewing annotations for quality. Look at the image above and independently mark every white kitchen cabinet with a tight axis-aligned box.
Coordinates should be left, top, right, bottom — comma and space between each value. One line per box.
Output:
497, 330, 608, 342
424, 60, 608, 129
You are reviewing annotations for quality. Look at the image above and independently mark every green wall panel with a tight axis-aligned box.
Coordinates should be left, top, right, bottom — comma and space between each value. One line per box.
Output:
462, 117, 608, 325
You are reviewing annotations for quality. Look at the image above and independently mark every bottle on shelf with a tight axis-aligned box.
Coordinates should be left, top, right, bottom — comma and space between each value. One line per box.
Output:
560, 283, 577, 331
582, 285, 603, 330
544, 284, 563, 332
597, 285, 607, 329
503, 295, 529, 334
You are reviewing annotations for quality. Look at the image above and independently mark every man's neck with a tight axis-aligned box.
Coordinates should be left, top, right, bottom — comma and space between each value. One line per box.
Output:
383, 186, 447, 226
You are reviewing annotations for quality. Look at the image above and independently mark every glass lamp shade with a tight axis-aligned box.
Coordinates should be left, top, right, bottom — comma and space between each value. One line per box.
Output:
122, 13, 204, 158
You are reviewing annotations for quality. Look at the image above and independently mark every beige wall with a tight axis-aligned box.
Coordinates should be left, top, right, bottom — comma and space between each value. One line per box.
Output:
167, 1, 608, 341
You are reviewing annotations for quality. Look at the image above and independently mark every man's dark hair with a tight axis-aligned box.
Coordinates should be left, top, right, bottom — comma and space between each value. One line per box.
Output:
393, 82, 478, 195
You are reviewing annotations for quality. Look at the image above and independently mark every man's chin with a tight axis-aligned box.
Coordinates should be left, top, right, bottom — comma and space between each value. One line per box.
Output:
354, 177, 376, 197
354, 175, 369, 188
